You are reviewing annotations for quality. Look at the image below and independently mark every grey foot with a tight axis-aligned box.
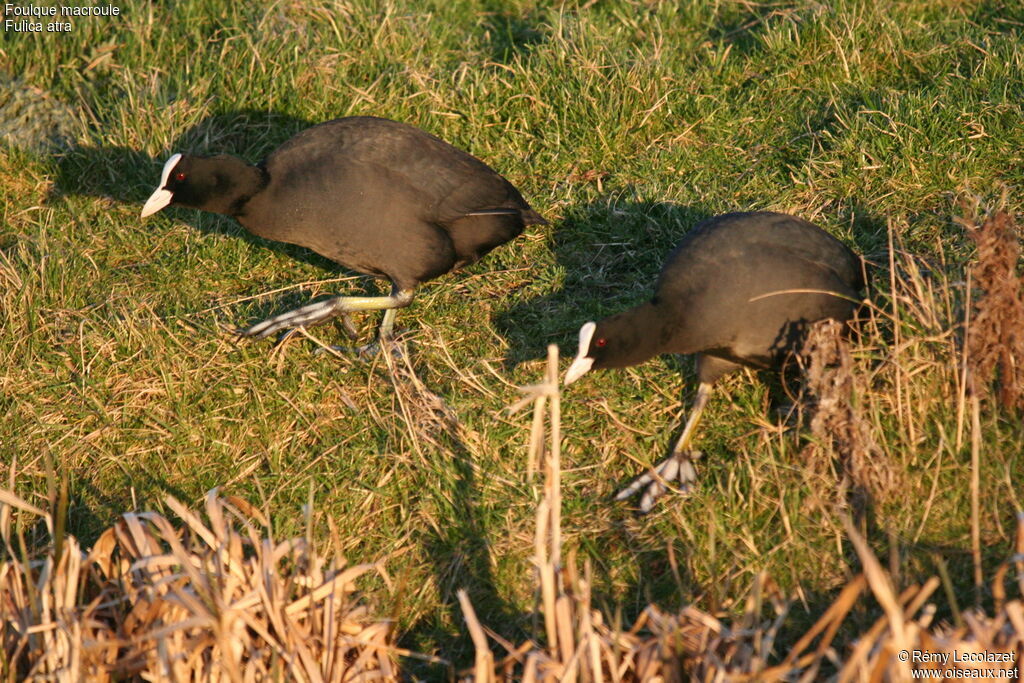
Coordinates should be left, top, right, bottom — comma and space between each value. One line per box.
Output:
615, 451, 702, 513
239, 299, 347, 339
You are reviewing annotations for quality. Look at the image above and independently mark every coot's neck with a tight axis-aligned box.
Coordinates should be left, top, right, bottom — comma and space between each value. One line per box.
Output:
599, 300, 689, 368
219, 161, 266, 218
190, 156, 267, 218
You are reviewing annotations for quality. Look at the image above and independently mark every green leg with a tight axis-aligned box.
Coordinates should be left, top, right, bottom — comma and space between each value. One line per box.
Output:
379, 307, 399, 340
240, 286, 414, 339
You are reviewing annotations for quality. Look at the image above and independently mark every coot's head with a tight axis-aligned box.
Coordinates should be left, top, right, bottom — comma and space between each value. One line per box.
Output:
564, 320, 615, 385
564, 304, 671, 384
141, 153, 256, 217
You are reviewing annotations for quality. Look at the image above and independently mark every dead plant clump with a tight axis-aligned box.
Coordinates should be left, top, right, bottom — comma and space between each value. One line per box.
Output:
798, 319, 900, 504
960, 210, 1024, 412
0, 488, 399, 681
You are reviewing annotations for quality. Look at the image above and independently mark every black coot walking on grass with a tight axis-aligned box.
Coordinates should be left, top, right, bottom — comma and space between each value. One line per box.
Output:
563, 211, 865, 512
141, 116, 545, 348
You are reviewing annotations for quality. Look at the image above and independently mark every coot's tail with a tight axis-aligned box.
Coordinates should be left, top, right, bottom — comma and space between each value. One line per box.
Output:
521, 208, 548, 226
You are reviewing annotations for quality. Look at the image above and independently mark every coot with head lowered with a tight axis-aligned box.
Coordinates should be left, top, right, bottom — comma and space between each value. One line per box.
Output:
141, 116, 546, 348
564, 211, 865, 512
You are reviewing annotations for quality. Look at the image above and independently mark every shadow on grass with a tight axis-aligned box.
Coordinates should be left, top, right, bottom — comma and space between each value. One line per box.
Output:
67, 467, 197, 545
378, 358, 530, 678
494, 200, 714, 367
479, 2, 547, 64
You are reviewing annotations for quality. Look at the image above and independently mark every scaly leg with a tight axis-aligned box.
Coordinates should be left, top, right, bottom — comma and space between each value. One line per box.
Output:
615, 381, 713, 513
239, 285, 414, 340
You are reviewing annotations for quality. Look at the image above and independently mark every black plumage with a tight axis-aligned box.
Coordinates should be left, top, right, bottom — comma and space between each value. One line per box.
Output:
141, 116, 545, 345
564, 211, 865, 511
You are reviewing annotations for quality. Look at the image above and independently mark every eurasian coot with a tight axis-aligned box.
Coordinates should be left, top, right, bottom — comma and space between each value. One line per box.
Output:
141, 116, 545, 348
564, 211, 864, 512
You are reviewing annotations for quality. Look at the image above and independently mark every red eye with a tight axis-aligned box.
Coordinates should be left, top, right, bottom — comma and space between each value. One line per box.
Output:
174, 172, 186, 182
595, 338, 607, 348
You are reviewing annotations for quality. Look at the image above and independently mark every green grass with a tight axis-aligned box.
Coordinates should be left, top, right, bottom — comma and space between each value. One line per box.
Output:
2, 0, 1023, 673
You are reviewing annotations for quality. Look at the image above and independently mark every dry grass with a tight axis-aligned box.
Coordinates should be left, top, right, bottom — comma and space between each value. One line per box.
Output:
799, 318, 900, 508
3, 321, 1023, 679
1, 485, 401, 681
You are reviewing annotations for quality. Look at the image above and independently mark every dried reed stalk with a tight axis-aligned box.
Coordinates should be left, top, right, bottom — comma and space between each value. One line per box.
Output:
0, 489, 118, 681
838, 513, 1024, 682
959, 208, 1023, 594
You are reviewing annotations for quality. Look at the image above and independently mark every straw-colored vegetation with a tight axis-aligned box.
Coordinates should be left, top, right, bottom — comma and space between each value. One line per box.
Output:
0, 483, 402, 680
3, 332, 1023, 680
3, 0, 1024, 679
